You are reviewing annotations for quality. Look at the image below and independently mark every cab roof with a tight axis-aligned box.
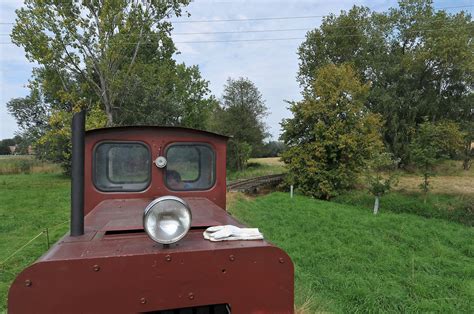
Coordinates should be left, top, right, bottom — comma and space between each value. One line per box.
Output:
86, 126, 230, 140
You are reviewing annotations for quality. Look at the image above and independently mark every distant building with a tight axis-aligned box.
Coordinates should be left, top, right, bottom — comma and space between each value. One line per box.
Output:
8, 145, 17, 154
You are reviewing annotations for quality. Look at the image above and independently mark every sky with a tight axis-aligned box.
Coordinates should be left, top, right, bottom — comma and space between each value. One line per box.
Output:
0, 0, 472, 140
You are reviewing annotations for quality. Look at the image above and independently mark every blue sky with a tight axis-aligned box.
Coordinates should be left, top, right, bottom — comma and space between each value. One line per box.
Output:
0, 0, 472, 140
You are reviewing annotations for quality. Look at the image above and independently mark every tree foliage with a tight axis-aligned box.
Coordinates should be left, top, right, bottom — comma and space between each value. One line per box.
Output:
365, 153, 399, 214
211, 77, 268, 170
410, 121, 465, 196
281, 64, 384, 199
11, 0, 192, 125
297, 0, 473, 164
9, 0, 217, 172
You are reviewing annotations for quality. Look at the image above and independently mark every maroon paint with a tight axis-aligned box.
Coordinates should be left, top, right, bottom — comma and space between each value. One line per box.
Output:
84, 127, 229, 215
8, 127, 294, 313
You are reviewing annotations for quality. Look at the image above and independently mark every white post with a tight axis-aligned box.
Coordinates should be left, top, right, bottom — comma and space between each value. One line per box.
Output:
373, 196, 380, 215
290, 185, 294, 198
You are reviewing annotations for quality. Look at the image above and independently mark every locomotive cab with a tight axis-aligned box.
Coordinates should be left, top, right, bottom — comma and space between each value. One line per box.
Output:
8, 113, 294, 314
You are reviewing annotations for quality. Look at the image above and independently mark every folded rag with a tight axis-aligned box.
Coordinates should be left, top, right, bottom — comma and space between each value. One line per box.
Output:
203, 225, 264, 241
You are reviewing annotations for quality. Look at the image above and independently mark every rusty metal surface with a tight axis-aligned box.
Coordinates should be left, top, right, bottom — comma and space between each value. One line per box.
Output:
37, 197, 248, 261
9, 246, 293, 313
8, 127, 295, 313
83, 127, 228, 215
80, 198, 243, 234
9, 197, 294, 313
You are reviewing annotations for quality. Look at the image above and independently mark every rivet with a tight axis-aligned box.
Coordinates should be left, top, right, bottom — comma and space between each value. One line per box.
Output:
188, 292, 195, 300
279, 258, 285, 264
165, 255, 172, 262
229, 255, 235, 261
24, 280, 32, 287
93, 264, 101, 271
140, 297, 147, 304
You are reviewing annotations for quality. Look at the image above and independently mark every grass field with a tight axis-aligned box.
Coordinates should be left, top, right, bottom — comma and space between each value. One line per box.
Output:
229, 192, 474, 313
1, 156, 473, 312
227, 157, 286, 181
0, 173, 70, 311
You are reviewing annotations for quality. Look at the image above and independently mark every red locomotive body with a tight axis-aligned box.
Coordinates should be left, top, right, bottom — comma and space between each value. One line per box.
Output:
8, 121, 294, 313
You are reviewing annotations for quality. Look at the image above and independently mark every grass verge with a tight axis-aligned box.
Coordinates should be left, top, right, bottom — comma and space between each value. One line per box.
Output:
229, 192, 474, 313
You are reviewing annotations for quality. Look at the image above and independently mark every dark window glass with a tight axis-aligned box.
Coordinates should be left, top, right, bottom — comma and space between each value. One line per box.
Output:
166, 144, 215, 191
94, 142, 150, 192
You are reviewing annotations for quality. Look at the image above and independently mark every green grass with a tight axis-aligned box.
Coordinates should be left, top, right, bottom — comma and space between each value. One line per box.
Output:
333, 191, 474, 226
0, 173, 70, 312
229, 192, 474, 313
2, 166, 473, 312
227, 158, 286, 181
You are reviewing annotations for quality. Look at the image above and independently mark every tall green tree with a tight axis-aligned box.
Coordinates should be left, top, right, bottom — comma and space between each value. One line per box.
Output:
11, 0, 189, 125
211, 77, 268, 170
297, 0, 473, 164
9, 0, 217, 172
281, 64, 384, 199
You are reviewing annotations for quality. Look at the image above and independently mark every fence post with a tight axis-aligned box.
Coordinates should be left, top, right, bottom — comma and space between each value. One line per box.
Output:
290, 185, 294, 198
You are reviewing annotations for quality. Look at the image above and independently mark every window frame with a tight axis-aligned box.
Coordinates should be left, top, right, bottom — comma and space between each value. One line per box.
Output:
164, 142, 216, 191
93, 141, 152, 192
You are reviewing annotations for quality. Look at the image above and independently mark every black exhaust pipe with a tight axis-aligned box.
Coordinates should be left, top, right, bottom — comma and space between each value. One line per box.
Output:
70, 110, 85, 236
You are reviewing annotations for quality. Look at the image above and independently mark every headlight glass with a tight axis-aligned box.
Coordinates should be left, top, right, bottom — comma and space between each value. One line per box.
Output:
143, 196, 192, 244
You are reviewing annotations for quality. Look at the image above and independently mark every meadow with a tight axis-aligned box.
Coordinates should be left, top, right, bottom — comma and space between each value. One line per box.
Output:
228, 192, 474, 313
0, 156, 473, 312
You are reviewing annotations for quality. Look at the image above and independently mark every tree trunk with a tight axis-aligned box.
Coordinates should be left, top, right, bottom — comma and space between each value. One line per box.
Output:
373, 195, 380, 215
463, 142, 471, 171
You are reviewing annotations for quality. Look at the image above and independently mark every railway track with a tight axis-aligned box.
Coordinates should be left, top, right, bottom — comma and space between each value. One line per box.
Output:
227, 173, 285, 192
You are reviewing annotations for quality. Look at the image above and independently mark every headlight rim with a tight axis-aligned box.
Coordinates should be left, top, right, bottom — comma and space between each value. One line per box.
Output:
143, 195, 192, 244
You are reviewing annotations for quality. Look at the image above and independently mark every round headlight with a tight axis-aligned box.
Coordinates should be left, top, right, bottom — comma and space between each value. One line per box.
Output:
143, 196, 192, 244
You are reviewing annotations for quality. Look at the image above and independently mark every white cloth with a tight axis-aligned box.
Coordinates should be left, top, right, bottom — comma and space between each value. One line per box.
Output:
203, 225, 264, 241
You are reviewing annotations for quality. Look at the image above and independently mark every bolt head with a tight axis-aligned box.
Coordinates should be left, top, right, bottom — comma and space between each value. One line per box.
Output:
93, 264, 100, 271
229, 255, 235, 261
279, 258, 285, 264
188, 292, 195, 300
165, 254, 172, 262
24, 280, 32, 287
140, 297, 147, 304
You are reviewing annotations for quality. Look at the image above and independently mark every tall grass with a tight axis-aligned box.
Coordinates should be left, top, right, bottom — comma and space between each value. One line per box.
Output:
229, 192, 474, 313
0, 156, 61, 175
333, 191, 474, 226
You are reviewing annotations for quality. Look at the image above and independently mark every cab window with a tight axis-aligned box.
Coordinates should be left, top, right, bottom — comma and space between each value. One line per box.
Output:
165, 144, 215, 191
94, 142, 151, 192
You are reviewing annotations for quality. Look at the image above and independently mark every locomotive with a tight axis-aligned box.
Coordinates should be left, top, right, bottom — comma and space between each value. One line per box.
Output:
8, 111, 294, 313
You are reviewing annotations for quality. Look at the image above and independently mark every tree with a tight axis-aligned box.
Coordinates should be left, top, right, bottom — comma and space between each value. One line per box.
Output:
9, 1, 217, 172
365, 153, 399, 214
0, 139, 14, 155
281, 64, 384, 199
297, 0, 473, 164
410, 121, 465, 200
211, 78, 268, 170
12, 0, 192, 126
252, 141, 287, 158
